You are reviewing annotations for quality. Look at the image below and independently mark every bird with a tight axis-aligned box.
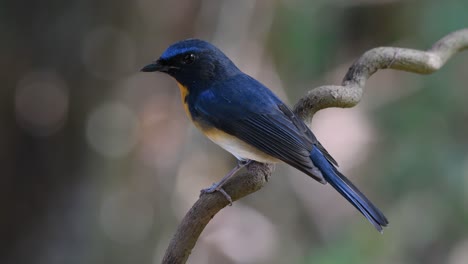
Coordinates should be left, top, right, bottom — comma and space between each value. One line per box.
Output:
141, 39, 388, 232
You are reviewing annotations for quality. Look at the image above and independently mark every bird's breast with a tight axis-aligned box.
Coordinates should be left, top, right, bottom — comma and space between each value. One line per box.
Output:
176, 81, 277, 163
201, 126, 280, 163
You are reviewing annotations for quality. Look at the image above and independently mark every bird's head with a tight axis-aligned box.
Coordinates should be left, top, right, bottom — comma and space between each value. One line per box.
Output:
141, 39, 240, 87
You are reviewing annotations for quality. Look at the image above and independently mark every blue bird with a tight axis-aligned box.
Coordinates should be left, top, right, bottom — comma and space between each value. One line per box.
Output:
141, 39, 388, 232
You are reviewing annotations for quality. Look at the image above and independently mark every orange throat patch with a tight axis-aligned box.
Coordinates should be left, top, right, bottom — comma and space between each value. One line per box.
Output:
176, 82, 191, 119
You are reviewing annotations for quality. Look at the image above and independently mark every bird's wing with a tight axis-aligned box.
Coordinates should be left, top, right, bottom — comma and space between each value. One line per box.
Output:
193, 75, 337, 183
276, 103, 338, 166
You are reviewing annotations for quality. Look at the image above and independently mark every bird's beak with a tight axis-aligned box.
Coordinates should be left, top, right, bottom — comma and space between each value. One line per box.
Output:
140, 59, 169, 72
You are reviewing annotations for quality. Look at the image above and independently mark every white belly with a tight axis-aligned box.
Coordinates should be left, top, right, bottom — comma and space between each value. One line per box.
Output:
203, 127, 280, 163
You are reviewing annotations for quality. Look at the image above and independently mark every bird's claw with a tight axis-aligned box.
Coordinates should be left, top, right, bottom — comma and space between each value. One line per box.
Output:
200, 183, 233, 206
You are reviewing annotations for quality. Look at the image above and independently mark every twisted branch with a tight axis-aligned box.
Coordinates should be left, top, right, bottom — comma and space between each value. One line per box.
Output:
162, 28, 468, 263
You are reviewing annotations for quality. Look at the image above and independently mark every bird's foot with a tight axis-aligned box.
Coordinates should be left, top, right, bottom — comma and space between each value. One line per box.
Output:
200, 183, 233, 206
199, 160, 252, 205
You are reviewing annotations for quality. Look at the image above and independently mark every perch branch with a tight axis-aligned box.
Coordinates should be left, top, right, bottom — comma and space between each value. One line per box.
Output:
294, 28, 468, 122
162, 28, 468, 264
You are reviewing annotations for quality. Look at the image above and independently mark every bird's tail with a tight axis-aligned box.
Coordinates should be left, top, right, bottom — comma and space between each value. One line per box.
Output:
310, 146, 388, 232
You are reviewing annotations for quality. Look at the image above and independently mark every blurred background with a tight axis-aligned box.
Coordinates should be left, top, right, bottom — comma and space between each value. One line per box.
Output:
2, 0, 468, 263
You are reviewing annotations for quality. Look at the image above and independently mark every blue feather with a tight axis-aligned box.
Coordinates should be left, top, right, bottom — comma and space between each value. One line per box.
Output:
160, 39, 215, 60
310, 146, 388, 232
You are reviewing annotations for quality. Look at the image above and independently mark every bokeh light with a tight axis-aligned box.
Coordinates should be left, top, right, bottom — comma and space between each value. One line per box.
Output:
199, 205, 278, 263
86, 102, 140, 158
448, 239, 468, 264
15, 70, 69, 136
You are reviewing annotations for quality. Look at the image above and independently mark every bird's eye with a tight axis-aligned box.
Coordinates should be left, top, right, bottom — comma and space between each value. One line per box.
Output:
182, 53, 196, 65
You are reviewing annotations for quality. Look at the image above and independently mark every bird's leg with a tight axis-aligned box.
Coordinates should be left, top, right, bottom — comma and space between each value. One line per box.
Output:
200, 159, 253, 205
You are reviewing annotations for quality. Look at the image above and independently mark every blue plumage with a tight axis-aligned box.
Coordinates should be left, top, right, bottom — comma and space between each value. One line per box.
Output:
159, 39, 211, 60
310, 146, 388, 232
142, 39, 389, 232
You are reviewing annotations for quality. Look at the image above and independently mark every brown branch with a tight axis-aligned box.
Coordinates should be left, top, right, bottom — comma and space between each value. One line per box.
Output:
162, 162, 274, 263
162, 28, 468, 263
294, 29, 468, 122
